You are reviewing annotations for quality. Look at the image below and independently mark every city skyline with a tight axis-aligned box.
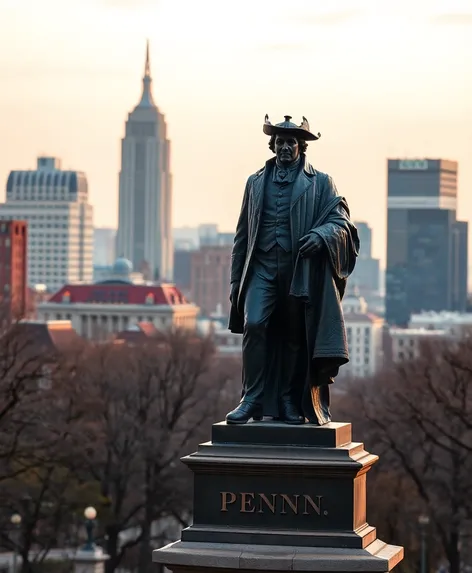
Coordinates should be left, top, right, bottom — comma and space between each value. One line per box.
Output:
2, 0, 472, 263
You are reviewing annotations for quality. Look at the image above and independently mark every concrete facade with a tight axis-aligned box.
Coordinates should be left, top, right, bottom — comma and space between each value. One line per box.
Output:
0, 156, 93, 292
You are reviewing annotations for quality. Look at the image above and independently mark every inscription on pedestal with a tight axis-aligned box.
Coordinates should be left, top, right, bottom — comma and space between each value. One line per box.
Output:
193, 474, 354, 531
220, 492, 324, 516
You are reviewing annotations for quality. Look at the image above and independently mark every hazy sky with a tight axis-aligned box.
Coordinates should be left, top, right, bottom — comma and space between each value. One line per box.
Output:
1, 0, 472, 263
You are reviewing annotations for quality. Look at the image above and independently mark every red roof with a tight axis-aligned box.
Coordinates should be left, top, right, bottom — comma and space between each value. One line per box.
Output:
48, 283, 188, 306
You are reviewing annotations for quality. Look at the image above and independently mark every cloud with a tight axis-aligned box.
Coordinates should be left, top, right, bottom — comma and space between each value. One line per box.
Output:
292, 9, 363, 26
100, 0, 158, 8
259, 43, 306, 53
432, 13, 472, 25
0, 64, 127, 81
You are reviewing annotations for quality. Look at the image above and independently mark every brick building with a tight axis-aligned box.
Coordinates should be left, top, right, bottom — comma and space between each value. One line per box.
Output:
0, 220, 27, 321
190, 245, 232, 317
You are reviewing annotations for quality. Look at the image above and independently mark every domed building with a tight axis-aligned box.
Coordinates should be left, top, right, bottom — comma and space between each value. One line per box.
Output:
36, 257, 198, 340
101, 257, 134, 284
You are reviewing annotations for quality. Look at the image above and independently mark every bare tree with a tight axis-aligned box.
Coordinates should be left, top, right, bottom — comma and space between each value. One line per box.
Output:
0, 338, 99, 572
337, 336, 472, 573
71, 331, 239, 573
0, 321, 60, 481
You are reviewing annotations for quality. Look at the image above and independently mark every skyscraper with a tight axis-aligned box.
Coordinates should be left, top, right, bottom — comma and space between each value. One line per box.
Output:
351, 221, 380, 293
356, 221, 372, 258
93, 227, 116, 266
116, 42, 173, 281
0, 157, 93, 292
386, 158, 468, 326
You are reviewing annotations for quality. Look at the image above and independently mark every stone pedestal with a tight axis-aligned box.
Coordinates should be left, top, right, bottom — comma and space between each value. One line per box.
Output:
153, 421, 403, 572
74, 547, 109, 573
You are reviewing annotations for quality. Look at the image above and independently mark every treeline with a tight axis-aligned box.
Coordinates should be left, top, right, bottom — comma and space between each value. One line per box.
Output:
1, 321, 471, 573
336, 336, 472, 573
0, 325, 240, 573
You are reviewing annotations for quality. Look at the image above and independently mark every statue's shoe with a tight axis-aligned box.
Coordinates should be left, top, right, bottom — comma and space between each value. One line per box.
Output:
226, 401, 263, 425
280, 401, 304, 425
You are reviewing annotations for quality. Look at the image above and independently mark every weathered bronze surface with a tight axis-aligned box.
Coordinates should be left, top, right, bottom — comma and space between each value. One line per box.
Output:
227, 115, 359, 426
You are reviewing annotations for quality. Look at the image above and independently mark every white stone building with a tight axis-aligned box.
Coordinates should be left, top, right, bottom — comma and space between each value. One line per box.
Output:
0, 156, 93, 292
389, 327, 447, 363
37, 258, 197, 340
388, 310, 472, 363
116, 42, 173, 281
342, 292, 384, 378
409, 310, 472, 337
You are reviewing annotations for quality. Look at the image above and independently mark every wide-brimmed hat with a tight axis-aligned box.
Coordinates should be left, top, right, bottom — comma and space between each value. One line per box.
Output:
263, 114, 320, 141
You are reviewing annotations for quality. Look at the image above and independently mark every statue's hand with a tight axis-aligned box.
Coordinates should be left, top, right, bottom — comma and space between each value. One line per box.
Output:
230, 282, 240, 304
299, 233, 324, 258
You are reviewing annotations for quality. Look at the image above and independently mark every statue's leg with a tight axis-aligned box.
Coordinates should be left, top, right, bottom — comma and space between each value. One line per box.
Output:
226, 256, 277, 424
279, 296, 304, 424
275, 247, 304, 424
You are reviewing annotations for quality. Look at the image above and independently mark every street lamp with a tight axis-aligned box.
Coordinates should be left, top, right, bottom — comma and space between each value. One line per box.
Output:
418, 514, 430, 573
10, 514, 21, 573
83, 507, 97, 551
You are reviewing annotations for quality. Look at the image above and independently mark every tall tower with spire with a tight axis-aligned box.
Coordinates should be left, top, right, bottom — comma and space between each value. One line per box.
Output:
116, 41, 173, 281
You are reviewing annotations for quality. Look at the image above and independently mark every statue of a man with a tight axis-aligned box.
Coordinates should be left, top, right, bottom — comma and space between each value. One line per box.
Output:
227, 115, 359, 426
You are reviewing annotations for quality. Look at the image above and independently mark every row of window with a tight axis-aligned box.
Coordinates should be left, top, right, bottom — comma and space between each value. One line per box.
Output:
396, 351, 416, 361
30, 253, 69, 259
346, 326, 371, 335
1, 204, 79, 210
347, 336, 370, 346
31, 264, 68, 270
28, 224, 70, 229
11, 191, 70, 197
397, 338, 416, 347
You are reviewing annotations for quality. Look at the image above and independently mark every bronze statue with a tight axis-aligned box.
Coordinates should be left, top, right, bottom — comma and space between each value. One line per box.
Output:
227, 115, 359, 425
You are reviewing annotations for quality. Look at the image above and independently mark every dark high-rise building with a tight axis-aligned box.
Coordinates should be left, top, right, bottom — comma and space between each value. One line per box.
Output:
0, 220, 27, 321
356, 222, 372, 258
351, 222, 380, 293
386, 158, 468, 326
452, 220, 468, 312
174, 249, 192, 293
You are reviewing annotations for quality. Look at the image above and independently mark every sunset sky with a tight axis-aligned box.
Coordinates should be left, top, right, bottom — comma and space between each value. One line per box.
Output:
1, 0, 472, 263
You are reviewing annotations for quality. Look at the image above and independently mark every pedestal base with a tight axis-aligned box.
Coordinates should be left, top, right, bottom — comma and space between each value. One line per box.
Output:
153, 540, 403, 572
153, 421, 404, 573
